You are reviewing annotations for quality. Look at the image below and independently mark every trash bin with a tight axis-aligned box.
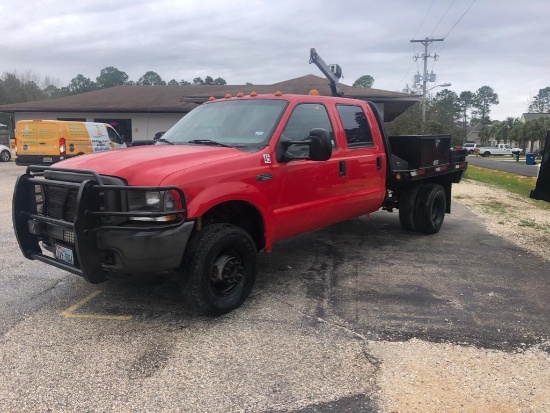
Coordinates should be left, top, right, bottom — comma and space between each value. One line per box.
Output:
526, 153, 536, 165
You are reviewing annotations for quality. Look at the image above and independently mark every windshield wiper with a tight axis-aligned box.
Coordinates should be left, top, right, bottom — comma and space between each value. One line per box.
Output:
187, 139, 232, 148
155, 138, 174, 145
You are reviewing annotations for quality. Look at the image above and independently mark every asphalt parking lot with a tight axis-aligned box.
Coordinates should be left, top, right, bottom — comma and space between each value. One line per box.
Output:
0, 160, 549, 412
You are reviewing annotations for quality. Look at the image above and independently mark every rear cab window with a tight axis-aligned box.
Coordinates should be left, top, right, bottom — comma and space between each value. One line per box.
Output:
336, 104, 374, 148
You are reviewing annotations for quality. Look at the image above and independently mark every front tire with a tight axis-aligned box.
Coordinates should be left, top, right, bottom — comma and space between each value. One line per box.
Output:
179, 223, 257, 315
414, 184, 446, 234
0, 150, 10, 162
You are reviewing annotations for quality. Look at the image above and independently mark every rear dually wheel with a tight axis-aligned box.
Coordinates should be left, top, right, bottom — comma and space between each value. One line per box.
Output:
414, 183, 446, 234
399, 185, 422, 231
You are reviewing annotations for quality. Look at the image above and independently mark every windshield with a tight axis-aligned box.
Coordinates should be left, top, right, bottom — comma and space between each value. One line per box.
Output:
160, 99, 288, 149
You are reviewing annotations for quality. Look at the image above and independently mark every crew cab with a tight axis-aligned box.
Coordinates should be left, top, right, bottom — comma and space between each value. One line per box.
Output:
12, 92, 467, 315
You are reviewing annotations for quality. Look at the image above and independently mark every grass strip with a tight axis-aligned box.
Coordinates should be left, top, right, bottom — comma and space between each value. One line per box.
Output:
463, 165, 550, 210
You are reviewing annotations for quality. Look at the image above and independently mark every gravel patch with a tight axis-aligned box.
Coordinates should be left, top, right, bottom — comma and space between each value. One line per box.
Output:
452, 179, 550, 262
370, 338, 550, 413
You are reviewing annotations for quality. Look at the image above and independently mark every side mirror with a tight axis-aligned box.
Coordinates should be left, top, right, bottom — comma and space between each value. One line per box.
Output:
308, 128, 332, 161
276, 128, 332, 163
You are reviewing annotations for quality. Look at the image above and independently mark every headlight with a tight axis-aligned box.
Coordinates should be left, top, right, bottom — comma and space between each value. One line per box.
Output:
128, 190, 179, 222
146, 191, 161, 207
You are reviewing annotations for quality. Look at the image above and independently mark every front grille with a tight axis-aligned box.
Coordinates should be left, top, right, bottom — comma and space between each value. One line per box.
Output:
38, 185, 78, 222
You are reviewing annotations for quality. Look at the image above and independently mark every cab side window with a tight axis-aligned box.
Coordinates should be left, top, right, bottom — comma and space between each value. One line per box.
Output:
281, 103, 334, 157
336, 105, 374, 148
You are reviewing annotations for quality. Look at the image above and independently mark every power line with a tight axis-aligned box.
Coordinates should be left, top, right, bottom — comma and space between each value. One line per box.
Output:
398, 0, 435, 91
431, 0, 456, 36
395, 60, 417, 91
444, 0, 478, 38
412, 0, 436, 41
397, 0, 447, 92
433, 41, 447, 54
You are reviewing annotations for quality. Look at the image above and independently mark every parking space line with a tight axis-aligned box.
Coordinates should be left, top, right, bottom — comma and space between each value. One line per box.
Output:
60, 291, 132, 320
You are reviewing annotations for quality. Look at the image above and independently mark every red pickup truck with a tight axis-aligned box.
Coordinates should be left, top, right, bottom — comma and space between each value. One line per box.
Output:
13, 92, 467, 315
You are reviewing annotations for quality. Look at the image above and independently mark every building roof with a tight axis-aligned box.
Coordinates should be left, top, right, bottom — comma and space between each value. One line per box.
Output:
520, 113, 550, 123
0, 75, 419, 121
464, 122, 483, 143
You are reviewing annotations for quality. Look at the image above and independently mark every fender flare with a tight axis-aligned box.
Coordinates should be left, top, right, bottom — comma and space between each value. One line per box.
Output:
186, 182, 276, 251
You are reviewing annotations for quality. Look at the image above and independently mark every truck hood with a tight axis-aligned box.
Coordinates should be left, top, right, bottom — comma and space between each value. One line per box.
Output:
56, 145, 248, 185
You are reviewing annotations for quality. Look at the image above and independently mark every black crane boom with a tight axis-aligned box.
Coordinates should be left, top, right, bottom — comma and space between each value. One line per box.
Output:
309, 48, 343, 97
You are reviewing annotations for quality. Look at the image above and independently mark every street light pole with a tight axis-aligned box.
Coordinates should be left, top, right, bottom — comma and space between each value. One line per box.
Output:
422, 82, 452, 124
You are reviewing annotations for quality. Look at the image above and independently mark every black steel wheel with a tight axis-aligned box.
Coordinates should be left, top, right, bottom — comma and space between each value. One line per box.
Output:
0, 149, 10, 162
398, 185, 422, 231
180, 223, 257, 315
414, 183, 446, 234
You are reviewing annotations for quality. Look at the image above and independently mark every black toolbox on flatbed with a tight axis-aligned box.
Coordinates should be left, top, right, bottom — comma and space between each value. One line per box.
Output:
389, 135, 452, 169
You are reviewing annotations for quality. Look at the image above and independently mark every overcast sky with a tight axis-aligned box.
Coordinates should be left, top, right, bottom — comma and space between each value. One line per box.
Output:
1, 0, 548, 120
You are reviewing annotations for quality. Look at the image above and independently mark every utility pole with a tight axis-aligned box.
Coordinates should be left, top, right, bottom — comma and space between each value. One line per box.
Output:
410, 37, 444, 127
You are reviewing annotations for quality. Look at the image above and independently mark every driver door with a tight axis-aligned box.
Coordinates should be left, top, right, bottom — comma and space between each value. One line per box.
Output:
271, 102, 344, 240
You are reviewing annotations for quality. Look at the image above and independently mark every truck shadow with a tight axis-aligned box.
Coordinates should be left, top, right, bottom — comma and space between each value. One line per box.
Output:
255, 212, 550, 352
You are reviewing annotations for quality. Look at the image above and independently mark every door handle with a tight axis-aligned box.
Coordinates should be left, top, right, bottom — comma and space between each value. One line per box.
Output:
376, 156, 382, 170
339, 160, 346, 177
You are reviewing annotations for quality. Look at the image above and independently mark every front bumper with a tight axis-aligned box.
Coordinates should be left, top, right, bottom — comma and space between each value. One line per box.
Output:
12, 166, 192, 284
96, 221, 194, 275
15, 155, 63, 166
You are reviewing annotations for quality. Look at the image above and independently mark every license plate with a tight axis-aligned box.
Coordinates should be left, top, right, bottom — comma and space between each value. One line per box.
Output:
55, 244, 74, 265
43, 157, 53, 163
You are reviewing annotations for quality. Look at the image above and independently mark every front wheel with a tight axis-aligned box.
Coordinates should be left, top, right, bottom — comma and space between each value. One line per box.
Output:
179, 223, 257, 315
0, 150, 10, 162
414, 184, 446, 234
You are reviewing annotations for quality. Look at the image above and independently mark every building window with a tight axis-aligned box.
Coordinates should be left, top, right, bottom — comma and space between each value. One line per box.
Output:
94, 118, 132, 144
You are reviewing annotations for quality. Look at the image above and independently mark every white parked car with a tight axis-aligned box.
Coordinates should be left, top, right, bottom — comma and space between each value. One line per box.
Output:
0, 144, 11, 162
462, 142, 481, 154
